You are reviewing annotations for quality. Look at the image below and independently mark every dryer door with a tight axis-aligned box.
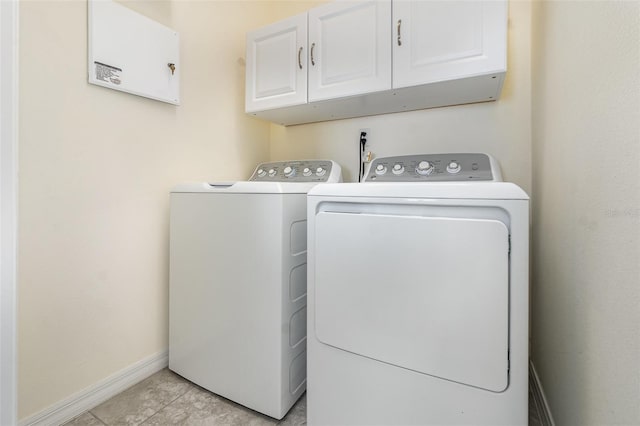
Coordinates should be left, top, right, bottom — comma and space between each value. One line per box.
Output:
315, 211, 510, 392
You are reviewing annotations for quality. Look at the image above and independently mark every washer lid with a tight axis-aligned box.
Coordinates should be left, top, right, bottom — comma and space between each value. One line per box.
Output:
171, 181, 328, 194
172, 160, 342, 194
308, 181, 529, 200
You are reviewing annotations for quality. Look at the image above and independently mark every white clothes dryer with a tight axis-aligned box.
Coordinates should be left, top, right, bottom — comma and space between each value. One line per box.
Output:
169, 160, 341, 420
306, 154, 529, 425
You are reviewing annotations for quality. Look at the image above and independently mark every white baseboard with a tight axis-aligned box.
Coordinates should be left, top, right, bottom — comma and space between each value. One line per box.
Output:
529, 360, 556, 426
19, 350, 169, 426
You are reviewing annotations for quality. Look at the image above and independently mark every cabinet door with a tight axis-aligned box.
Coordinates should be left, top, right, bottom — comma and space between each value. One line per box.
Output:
308, 1, 391, 102
245, 14, 307, 112
393, 0, 507, 89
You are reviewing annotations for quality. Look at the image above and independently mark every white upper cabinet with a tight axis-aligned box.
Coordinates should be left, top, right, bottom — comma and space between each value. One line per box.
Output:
392, 0, 507, 88
245, 13, 307, 112
308, 1, 391, 102
245, 0, 507, 125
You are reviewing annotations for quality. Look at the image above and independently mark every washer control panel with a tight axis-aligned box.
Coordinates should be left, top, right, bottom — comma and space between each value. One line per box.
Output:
249, 160, 340, 182
364, 154, 497, 182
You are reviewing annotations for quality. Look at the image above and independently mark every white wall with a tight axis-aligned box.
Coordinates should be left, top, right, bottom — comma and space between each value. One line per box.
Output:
17, 1, 275, 420
531, 1, 640, 424
269, 1, 532, 193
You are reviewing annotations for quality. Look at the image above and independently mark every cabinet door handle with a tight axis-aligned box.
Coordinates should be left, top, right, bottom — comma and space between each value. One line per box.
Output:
310, 42, 316, 66
298, 47, 303, 69
397, 19, 402, 46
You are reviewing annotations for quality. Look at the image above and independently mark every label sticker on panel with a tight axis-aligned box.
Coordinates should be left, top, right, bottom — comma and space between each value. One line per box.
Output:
94, 62, 122, 85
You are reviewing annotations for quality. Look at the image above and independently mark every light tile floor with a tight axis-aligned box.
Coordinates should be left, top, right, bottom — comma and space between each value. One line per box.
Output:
64, 368, 542, 425
64, 369, 303, 426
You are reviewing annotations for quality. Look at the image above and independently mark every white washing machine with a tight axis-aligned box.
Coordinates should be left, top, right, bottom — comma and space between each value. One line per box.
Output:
307, 154, 529, 425
169, 160, 341, 420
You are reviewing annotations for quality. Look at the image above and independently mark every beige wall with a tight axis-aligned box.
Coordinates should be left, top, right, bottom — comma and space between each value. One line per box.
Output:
18, 0, 275, 420
269, 2, 532, 192
531, 1, 640, 424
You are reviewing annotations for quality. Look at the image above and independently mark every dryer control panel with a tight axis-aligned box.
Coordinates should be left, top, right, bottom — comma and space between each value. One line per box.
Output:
364, 153, 501, 182
249, 160, 341, 183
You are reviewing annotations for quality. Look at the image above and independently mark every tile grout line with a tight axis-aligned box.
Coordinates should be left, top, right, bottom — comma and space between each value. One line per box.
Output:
138, 410, 160, 426
162, 379, 195, 410
87, 410, 108, 426
137, 379, 195, 425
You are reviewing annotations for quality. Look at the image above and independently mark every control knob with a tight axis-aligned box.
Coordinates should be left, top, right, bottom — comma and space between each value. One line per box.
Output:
283, 166, 295, 178
268, 168, 277, 177
315, 167, 326, 177
392, 164, 405, 175
446, 161, 461, 174
256, 169, 266, 178
303, 167, 312, 177
416, 161, 433, 176
375, 164, 387, 175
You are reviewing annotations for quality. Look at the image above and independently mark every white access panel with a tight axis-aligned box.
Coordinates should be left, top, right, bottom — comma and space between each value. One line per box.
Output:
308, 0, 391, 102
315, 211, 510, 392
88, 0, 180, 104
